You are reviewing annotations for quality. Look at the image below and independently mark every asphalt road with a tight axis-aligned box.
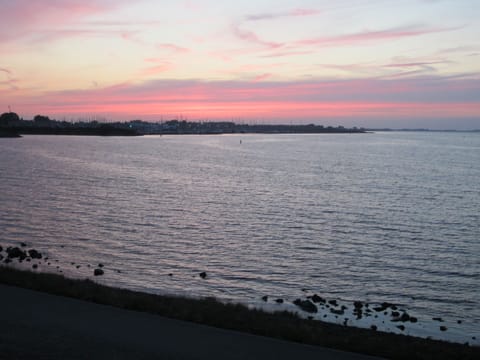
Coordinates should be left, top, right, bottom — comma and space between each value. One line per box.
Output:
0, 284, 382, 359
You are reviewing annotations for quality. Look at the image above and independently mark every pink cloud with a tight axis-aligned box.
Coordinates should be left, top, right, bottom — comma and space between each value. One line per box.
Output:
157, 43, 190, 53
0, 0, 129, 44
252, 73, 273, 82
5, 76, 479, 125
260, 50, 315, 58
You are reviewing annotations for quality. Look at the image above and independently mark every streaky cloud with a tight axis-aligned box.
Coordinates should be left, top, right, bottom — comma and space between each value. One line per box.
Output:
245, 8, 321, 21
157, 43, 190, 53
296, 25, 462, 47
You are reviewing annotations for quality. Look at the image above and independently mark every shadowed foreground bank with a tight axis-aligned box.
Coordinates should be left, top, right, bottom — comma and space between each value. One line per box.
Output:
0, 267, 477, 359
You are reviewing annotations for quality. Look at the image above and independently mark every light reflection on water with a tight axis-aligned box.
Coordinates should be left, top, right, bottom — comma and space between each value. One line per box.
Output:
0, 132, 479, 343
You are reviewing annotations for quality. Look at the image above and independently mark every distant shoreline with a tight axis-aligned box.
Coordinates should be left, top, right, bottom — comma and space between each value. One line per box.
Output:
0, 266, 477, 359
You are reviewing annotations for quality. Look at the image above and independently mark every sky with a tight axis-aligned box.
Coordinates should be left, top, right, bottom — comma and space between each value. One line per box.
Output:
0, 0, 479, 129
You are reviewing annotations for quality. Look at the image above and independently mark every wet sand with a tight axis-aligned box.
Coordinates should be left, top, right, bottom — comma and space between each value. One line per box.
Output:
0, 284, 381, 359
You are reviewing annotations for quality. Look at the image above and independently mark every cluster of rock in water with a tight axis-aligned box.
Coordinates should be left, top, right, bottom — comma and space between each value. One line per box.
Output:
0, 242, 105, 277
259, 292, 476, 341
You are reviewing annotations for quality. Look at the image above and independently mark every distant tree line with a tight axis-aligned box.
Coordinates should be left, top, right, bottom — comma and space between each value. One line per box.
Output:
0, 112, 366, 135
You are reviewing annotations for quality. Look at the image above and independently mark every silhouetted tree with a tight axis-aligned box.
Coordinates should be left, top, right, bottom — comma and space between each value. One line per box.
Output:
0, 112, 20, 127
34, 114, 51, 124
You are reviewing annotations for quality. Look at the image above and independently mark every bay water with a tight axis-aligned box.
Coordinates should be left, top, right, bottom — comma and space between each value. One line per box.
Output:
0, 132, 478, 344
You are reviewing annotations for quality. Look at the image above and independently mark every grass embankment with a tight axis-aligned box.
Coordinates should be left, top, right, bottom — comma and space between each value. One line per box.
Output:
0, 266, 477, 360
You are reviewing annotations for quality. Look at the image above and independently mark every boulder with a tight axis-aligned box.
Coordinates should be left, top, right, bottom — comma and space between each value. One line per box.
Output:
28, 249, 42, 259
6, 247, 27, 260
261, 295, 268, 302
293, 299, 318, 313
275, 298, 284, 304
309, 294, 326, 303
330, 308, 344, 315
199, 272, 207, 279
328, 299, 338, 307
94, 268, 104, 276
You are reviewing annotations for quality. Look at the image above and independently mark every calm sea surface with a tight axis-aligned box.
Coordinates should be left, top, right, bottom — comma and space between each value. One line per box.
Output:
1, 132, 479, 343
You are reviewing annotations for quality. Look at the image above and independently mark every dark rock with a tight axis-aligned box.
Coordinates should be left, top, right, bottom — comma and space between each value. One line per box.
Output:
457, 320, 462, 324
261, 295, 268, 302
343, 318, 348, 326
94, 268, 104, 276
20, 242, 27, 247
98, 263, 104, 268
199, 271, 207, 279
374, 302, 395, 312
293, 299, 318, 313
330, 308, 344, 315
440, 326, 447, 332
309, 294, 326, 303
328, 299, 338, 307
392, 313, 411, 322
76, 265, 81, 269
433, 317, 443, 322
4, 258, 12, 264
275, 298, 284, 304
397, 325, 405, 331
391, 311, 400, 317
371, 325, 377, 331
168, 273, 173, 276
28, 249, 42, 259
6, 247, 27, 260
0, 254, 3, 261
0, 245, 3, 252
26, 258, 31, 262
410, 316, 418, 323
354, 301, 363, 309
32, 264, 38, 269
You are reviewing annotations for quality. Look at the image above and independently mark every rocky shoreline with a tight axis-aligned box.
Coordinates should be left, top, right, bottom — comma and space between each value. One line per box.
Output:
1, 241, 478, 356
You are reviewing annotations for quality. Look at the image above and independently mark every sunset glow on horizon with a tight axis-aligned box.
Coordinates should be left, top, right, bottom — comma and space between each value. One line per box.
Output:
1, 0, 479, 129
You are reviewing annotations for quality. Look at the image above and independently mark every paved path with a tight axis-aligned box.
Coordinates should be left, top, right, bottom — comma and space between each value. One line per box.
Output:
0, 284, 381, 359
